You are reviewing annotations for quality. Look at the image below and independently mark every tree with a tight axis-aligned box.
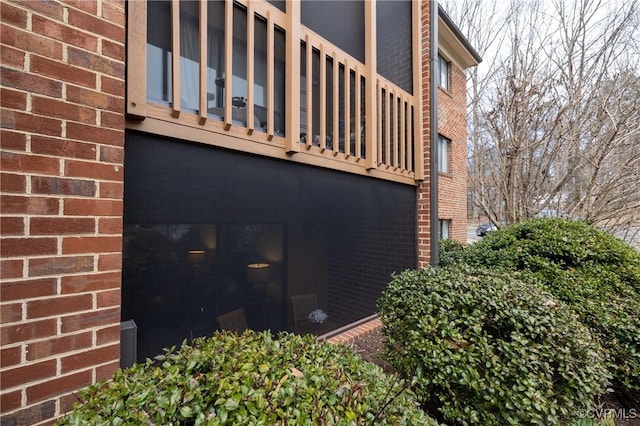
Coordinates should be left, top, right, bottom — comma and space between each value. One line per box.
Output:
444, 0, 640, 240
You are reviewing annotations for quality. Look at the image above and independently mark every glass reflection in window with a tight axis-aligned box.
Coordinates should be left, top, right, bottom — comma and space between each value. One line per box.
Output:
147, 1, 172, 105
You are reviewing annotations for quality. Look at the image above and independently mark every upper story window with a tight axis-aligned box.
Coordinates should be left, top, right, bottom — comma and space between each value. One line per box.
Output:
438, 134, 450, 173
437, 53, 450, 90
438, 219, 451, 240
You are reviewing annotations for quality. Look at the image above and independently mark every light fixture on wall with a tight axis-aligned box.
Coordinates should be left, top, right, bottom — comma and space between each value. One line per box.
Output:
247, 262, 270, 284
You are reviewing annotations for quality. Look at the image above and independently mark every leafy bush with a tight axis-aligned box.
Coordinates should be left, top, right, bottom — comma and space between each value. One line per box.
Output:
379, 267, 610, 426
463, 219, 640, 390
57, 331, 436, 425
438, 238, 466, 266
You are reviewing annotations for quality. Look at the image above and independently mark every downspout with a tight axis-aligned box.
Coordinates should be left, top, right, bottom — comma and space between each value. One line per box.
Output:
430, 0, 439, 266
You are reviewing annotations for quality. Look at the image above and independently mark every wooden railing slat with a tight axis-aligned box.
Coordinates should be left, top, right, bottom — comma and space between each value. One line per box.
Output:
344, 59, 351, 158
223, 0, 233, 130
332, 52, 339, 156
171, 0, 181, 118
355, 69, 362, 161
319, 44, 326, 152
266, 10, 274, 140
305, 36, 313, 150
246, 1, 255, 134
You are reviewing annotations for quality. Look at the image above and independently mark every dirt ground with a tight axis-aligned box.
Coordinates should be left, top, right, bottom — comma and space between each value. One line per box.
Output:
350, 328, 640, 425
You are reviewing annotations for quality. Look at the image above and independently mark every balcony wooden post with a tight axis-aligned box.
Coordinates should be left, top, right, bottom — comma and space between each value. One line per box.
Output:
126, 0, 147, 119
364, 0, 377, 169
171, 0, 181, 118
199, 0, 208, 125
285, 0, 301, 153
266, 10, 274, 140
246, 1, 255, 134
224, 0, 233, 130
305, 35, 313, 151
319, 44, 326, 152
354, 69, 362, 160
344, 59, 350, 158
332, 52, 339, 156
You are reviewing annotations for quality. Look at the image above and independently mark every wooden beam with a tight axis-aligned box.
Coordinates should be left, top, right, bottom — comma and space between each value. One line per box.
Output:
224, 0, 233, 130
126, 0, 147, 118
364, 0, 377, 169
400, 95, 406, 170
377, 80, 382, 165
385, 85, 390, 168
355, 69, 361, 161
319, 44, 326, 152
393, 93, 398, 170
305, 35, 313, 150
407, 103, 413, 172
285, 0, 301, 152
332, 52, 339, 156
246, 1, 255, 134
171, 0, 181, 118
266, 10, 274, 140
199, 0, 207, 125
344, 60, 350, 158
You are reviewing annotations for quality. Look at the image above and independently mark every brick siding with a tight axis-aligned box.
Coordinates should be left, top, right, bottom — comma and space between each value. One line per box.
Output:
437, 63, 468, 244
417, 1, 432, 268
0, 1, 125, 424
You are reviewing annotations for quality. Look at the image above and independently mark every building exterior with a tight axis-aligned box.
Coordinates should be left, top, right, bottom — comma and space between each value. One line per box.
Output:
0, 1, 479, 423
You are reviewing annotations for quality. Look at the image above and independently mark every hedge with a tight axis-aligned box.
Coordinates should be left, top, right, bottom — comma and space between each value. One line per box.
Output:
379, 267, 610, 425
462, 219, 640, 390
56, 331, 436, 425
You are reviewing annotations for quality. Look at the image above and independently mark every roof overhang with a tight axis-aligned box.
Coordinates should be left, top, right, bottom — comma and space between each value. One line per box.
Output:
438, 5, 482, 70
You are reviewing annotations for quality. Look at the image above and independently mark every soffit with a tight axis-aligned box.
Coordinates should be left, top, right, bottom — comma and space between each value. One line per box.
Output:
438, 16, 480, 70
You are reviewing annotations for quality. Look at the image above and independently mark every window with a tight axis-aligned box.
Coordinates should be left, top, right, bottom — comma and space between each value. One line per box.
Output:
438, 134, 450, 173
439, 219, 451, 240
437, 54, 450, 90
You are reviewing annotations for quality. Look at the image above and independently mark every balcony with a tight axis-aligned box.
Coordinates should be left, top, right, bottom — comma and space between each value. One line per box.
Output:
126, 0, 423, 185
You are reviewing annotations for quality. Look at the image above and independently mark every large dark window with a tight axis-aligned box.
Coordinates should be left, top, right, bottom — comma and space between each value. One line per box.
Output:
123, 131, 416, 361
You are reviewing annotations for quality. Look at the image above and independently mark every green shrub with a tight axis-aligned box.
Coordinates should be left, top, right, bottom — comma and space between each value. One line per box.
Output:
463, 219, 640, 390
57, 331, 436, 425
379, 267, 610, 426
438, 238, 466, 266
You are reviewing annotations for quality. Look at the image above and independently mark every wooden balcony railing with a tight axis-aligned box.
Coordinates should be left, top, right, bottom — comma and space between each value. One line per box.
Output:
298, 28, 367, 163
127, 0, 423, 184
377, 75, 416, 175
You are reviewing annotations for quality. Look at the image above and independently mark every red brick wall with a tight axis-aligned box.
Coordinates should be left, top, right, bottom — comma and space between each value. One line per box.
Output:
437, 62, 468, 243
0, 1, 125, 424
417, 0, 432, 268
418, 5, 471, 266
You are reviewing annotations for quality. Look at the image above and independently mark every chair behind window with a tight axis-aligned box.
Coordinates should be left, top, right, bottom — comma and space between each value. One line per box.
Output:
217, 308, 248, 333
291, 293, 319, 325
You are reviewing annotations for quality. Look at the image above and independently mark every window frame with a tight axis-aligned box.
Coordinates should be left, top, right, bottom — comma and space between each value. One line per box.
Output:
437, 53, 450, 91
438, 219, 451, 240
437, 134, 450, 174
